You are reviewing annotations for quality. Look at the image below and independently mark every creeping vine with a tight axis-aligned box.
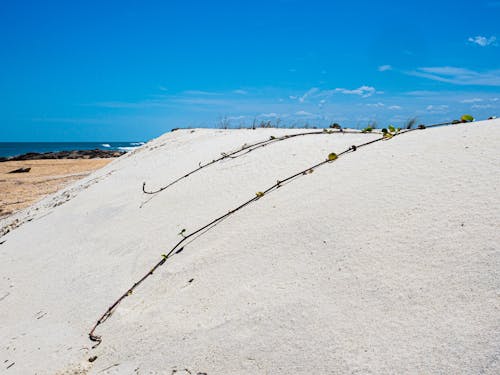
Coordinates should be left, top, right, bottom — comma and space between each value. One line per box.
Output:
89, 117, 473, 346
142, 128, 378, 195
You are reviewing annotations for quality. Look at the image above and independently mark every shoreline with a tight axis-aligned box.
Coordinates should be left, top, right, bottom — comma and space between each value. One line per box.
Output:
0, 148, 126, 162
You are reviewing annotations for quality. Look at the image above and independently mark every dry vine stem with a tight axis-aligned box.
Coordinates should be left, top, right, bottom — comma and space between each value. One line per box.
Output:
142, 128, 377, 195
89, 119, 459, 346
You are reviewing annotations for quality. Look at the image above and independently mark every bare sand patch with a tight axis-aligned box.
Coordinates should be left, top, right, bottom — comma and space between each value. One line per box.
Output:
0, 159, 112, 217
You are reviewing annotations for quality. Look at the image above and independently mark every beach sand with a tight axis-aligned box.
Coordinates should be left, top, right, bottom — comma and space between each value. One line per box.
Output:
0, 159, 113, 218
0, 120, 499, 374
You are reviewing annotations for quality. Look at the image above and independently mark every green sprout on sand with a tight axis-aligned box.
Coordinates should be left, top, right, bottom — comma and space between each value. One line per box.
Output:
461, 114, 474, 122
328, 152, 338, 161
381, 125, 401, 139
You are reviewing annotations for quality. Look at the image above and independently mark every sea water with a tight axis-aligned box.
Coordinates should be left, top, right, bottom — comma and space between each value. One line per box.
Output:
0, 142, 146, 158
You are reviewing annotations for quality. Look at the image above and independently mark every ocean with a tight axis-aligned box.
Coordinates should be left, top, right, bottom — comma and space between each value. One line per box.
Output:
0, 142, 146, 158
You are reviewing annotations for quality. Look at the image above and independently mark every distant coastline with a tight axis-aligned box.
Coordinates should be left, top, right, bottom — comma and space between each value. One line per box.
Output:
0, 142, 146, 158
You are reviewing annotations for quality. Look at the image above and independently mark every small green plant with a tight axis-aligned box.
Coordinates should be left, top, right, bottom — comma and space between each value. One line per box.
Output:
178, 228, 186, 237
362, 120, 377, 133
328, 152, 338, 161
255, 191, 265, 198
461, 114, 474, 122
329, 122, 342, 129
381, 125, 400, 139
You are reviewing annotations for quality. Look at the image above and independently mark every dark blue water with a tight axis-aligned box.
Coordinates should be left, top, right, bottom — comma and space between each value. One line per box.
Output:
0, 142, 146, 158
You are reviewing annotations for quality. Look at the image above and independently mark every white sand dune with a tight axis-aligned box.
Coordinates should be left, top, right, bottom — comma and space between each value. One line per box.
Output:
1, 120, 499, 374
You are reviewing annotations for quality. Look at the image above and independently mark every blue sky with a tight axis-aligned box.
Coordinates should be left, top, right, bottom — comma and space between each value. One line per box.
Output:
1, 0, 499, 141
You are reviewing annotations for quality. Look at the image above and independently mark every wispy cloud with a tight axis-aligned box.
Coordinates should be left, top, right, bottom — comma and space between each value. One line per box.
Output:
233, 89, 248, 95
295, 110, 315, 116
334, 86, 377, 97
183, 90, 220, 96
407, 66, 500, 86
426, 104, 449, 114
378, 65, 392, 72
298, 88, 319, 103
228, 115, 246, 120
472, 103, 494, 109
467, 35, 497, 47
259, 112, 280, 118
388, 105, 402, 110
290, 85, 380, 104
460, 98, 483, 103
366, 102, 385, 108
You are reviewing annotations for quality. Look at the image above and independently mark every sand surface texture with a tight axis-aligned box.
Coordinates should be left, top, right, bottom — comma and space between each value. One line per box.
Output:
0, 159, 112, 217
0, 120, 499, 374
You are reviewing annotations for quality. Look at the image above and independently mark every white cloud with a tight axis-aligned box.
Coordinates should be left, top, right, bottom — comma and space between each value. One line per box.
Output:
388, 105, 402, 110
472, 104, 494, 109
299, 87, 319, 103
295, 110, 314, 116
426, 105, 449, 113
259, 113, 280, 118
378, 65, 392, 72
233, 89, 248, 95
228, 115, 246, 120
408, 66, 500, 86
335, 86, 377, 97
366, 102, 385, 108
183, 90, 220, 96
468, 35, 497, 47
460, 98, 483, 103
290, 86, 381, 103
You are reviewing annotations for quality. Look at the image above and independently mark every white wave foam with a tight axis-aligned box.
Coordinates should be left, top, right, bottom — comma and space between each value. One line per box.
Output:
118, 146, 138, 152
101, 144, 111, 148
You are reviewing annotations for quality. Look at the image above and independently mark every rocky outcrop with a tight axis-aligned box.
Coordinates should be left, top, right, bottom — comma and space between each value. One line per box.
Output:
0, 149, 125, 162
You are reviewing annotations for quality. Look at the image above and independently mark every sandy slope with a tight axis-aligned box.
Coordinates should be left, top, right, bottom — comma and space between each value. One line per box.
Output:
0, 120, 499, 374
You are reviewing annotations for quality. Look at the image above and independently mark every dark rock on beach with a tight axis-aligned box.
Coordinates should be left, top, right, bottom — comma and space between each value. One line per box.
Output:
8, 167, 31, 173
0, 149, 125, 162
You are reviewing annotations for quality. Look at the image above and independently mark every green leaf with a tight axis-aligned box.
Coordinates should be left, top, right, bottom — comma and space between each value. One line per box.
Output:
461, 114, 474, 122
328, 153, 338, 161
256, 191, 265, 197
388, 125, 396, 133
381, 128, 388, 134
